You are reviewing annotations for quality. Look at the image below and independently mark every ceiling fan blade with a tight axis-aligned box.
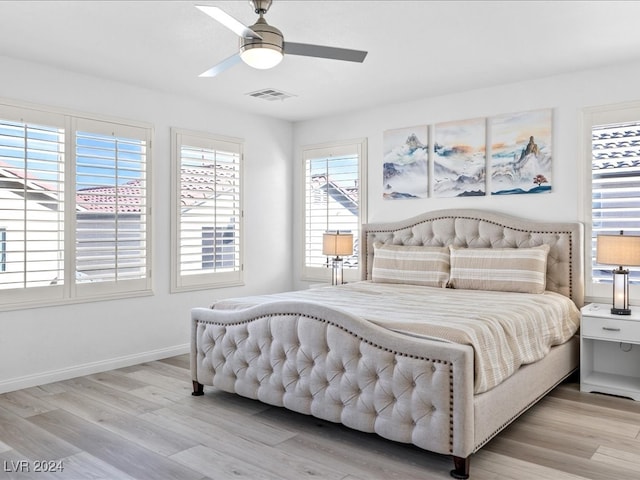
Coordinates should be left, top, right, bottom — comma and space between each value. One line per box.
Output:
195, 5, 262, 39
284, 42, 368, 63
199, 53, 243, 78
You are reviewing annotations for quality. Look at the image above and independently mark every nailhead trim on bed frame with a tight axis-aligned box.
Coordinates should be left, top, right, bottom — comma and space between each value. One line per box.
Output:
196, 314, 453, 364
196, 313, 457, 453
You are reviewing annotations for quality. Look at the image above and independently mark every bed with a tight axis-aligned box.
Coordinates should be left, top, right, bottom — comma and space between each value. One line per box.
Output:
191, 208, 584, 478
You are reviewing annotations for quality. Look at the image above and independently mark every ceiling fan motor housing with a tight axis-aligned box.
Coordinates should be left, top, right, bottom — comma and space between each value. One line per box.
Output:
239, 16, 284, 68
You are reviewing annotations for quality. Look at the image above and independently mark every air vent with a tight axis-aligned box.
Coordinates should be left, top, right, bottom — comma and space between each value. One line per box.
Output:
246, 88, 296, 102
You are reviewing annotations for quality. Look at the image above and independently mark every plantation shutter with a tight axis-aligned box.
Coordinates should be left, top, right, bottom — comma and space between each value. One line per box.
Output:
303, 143, 361, 280
591, 120, 640, 284
172, 130, 242, 290
0, 106, 65, 303
74, 118, 151, 295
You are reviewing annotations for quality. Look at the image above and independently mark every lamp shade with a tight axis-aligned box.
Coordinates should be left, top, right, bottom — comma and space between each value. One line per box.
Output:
597, 234, 640, 267
322, 232, 353, 257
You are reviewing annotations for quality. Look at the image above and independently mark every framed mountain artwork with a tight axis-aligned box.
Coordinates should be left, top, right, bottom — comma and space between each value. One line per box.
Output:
490, 108, 553, 195
383, 125, 428, 200
433, 117, 486, 197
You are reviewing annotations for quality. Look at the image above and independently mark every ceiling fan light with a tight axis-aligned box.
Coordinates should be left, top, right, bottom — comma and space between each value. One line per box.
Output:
240, 46, 283, 69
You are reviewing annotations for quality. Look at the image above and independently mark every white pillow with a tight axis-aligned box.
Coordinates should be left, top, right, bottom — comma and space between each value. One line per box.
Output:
372, 243, 450, 287
448, 245, 550, 294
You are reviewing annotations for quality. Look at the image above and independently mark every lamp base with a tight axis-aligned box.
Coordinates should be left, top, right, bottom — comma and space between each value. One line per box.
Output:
611, 267, 631, 316
611, 307, 632, 315
331, 257, 344, 286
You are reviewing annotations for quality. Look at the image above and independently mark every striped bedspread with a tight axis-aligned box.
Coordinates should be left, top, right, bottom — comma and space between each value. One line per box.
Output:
211, 281, 580, 393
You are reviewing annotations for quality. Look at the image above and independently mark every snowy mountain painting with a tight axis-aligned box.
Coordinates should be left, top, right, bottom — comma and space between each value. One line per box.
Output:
490, 109, 553, 195
383, 126, 428, 199
433, 117, 486, 197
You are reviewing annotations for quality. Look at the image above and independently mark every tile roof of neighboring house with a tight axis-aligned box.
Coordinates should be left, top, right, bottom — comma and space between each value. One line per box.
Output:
76, 180, 144, 213
78, 165, 237, 213
22, 165, 237, 214
0, 161, 60, 193
312, 174, 359, 216
180, 165, 236, 208
0, 162, 62, 209
3, 163, 344, 215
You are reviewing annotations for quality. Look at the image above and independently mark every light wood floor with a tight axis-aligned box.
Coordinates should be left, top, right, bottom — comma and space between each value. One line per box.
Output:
1, 355, 639, 479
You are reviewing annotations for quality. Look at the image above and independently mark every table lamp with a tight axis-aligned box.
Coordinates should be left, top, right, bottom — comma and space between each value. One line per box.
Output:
596, 231, 640, 315
322, 231, 353, 285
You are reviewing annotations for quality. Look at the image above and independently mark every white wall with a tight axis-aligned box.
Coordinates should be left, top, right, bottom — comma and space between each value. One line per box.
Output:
292, 60, 640, 290
0, 56, 293, 393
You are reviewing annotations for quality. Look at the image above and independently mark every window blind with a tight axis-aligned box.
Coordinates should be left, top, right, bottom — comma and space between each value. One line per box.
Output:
173, 129, 242, 290
304, 147, 360, 272
0, 102, 152, 310
591, 121, 640, 284
0, 118, 65, 290
75, 129, 148, 284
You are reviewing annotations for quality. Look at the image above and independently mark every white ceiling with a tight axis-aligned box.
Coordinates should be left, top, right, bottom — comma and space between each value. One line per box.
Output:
2, 1, 640, 122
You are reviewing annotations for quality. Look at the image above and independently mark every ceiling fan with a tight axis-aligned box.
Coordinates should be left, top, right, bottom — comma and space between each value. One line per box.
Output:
196, 0, 368, 77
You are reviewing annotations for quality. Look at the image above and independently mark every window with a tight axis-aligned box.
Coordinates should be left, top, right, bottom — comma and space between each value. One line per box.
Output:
0, 111, 64, 301
302, 139, 367, 282
171, 128, 242, 291
74, 119, 150, 292
582, 102, 640, 300
0, 101, 152, 310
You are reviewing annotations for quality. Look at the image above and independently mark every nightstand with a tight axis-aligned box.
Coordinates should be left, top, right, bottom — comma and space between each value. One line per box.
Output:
580, 303, 640, 401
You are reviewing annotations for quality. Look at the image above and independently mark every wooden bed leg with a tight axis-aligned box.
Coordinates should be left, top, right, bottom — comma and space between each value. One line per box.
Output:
191, 380, 204, 396
450, 456, 470, 479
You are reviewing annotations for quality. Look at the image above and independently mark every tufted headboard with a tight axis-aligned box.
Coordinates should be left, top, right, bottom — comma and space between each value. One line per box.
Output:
361, 208, 584, 307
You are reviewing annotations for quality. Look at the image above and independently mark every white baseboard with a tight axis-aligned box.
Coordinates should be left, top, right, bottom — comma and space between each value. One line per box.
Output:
0, 344, 190, 394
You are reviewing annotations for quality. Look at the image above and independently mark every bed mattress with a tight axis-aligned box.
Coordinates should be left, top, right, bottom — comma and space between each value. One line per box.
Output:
212, 281, 580, 393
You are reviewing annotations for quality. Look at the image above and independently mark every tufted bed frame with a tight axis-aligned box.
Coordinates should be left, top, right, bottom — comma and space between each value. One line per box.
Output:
191, 208, 584, 479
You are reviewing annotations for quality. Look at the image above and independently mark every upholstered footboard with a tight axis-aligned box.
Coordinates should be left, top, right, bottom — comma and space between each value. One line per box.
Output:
191, 300, 475, 477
